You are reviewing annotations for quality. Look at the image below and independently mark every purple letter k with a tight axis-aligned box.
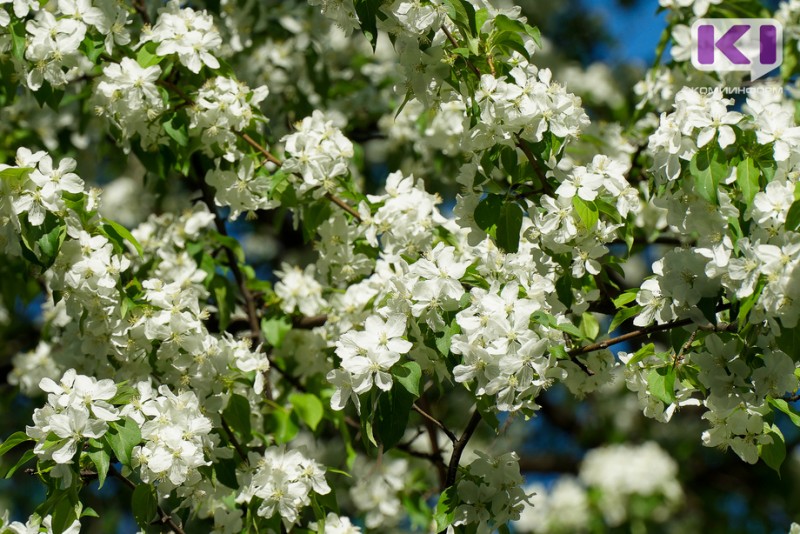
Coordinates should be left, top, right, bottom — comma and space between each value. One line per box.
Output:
697, 24, 751, 65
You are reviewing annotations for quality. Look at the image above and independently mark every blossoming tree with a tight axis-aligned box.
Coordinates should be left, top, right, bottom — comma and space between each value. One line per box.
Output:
0, 0, 800, 532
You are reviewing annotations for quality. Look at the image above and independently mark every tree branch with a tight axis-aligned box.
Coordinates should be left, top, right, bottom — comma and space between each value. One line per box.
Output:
413, 403, 457, 444
444, 408, 482, 489
568, 303, 733, 358
195, 172, 263, 349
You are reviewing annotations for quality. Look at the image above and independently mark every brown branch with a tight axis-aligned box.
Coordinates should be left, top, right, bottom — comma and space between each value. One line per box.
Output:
324, 192, 362, 221
413, 403, 457, 444
292, 314, 328, 328
109, 466, 186, 534
568, 303, 733, 358
441, 25, 481, 78
444, 408, 482, 489
515, 134, 550, 187
130, 0, 151, 25
196, 174, 262, 349
238, 132, 283, 167
220, 416, 248, 464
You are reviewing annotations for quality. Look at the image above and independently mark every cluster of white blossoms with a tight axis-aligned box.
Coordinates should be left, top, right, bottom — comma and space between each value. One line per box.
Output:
349, 456, 409, 529
205, 158, 277, 219
281, 110, 355, 195
274, 262, 327, 317
1, 511, 81, 534
18, 0, 131, 91
451, 281, 556, 412
140, 0, 222, 74
26, 370, 118, 480
515, 477, 590, 534
386, 0, 446, 36
189, 77, 269, 161
94, 58, 165, 148
451, 451, 529, 533
236, 446, 330, 527
471, 66, 590, 150
316, 211, 374, 284
648, 87, 742, 182
329, 314, 412, 410
130, 384, 213, 495
308, 512, 362, 534
579, 442, 682, 526
360, 171, 449, 260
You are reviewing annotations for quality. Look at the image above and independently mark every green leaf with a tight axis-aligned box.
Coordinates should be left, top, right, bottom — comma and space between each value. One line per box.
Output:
32, 81, 65, 111
136, 41, 164, 68
9, 20, 26, 62
132, 484, 158, 528
625, 343, 655, 367
647, 367, 676, 404
104, 418, 142, 466
612, 290, 638, 308
572, 197, 598, 229
374, 384, 414, 450
555, 274, 573, 308
608, 306, 642, 333
262, 316, 292, 348
50, 493, 79, 534
473, 194, 503, 231
786, 200, 800, 232
36, 224, 66, 269
433, 487, 458, 531
0, 431, 32, 457
101, 219, 143, 257
436, 317, 460, 356
354, 0, 380, 50
690, 147, 728, 204
760, 424, 785, 475
4, 449, 35, 479
163, 114, 189, 147
580, 312, 599, 340
223, 393, 252, 440
210, 276, 234, 331
0, 166, 33, 181
495, 201, 523, 253
110, 384, 137, 406
290, 393, 324, 431
775, 325, 800, 360
86, 448, 110, 489
443, 0, 478, 36
209, 231, 246, 263
736, 158, 760, 205
266, 408, 299, 444
394, 361, 422, 398
214, 457, 239, 489
768, 398, 800, 427
301, 200, 332, 243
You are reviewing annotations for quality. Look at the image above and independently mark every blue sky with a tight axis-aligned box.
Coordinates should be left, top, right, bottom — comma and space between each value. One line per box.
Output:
590, 0, 669, 65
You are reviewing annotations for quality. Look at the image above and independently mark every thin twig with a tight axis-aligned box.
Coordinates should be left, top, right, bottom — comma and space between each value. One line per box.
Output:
238, 132, 283, 167
441, 25, 482, 78
568, 303, 733, 358
196, 173, 262, 348
221, 416, 248, 464
325, 192, 362, 221
413, 403, 457, 443
130, 0, 151, 25
293, 314, 328, 328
